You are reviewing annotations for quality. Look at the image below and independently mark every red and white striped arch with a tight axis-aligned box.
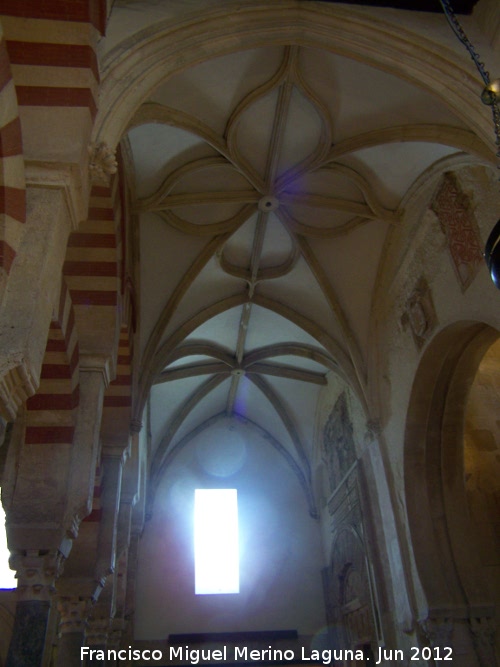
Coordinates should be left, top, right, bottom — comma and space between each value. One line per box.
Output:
64, 171, 134, 437
64, 180, 121, 309
25, 279, 79, 447
0, 21, 25, 298
102, 324, 133, 438
1, 1, 105, 123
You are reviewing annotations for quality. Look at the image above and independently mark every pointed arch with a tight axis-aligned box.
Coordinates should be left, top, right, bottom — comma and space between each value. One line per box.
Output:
95, 3, 495, 155
404, 321, 499, 616
25, 279, 79, 446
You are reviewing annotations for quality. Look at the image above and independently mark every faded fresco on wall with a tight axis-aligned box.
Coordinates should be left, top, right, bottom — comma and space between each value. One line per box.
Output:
322, 392, 356, 493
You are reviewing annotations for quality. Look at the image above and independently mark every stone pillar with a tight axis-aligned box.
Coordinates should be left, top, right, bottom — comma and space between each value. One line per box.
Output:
56, 632, 84, 667
95, 445, 127, 583
0, 177, 79, 421
122, 425, 146, 647
55, 596, 93, 667
123, 531, 140, 646
107, 619, 126, 666
84, 614, 110, 664
112, 427, 139, 631
78, 441, 128, 666
48, 358, 110, 666
65, 357, 111, 531
6, 550, 64, 667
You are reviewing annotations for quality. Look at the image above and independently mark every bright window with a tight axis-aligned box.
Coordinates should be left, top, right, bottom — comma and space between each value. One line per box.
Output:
194, 489, 239, 595
0, 495, 16, 589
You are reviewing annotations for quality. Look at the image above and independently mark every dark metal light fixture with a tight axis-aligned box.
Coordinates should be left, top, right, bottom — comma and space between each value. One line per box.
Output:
439, 0, 500, 288
485, 218, 500, 288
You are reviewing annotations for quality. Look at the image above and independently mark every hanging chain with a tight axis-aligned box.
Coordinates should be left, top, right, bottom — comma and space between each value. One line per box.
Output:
439, 0, 500, 161
439, 0, 490, 84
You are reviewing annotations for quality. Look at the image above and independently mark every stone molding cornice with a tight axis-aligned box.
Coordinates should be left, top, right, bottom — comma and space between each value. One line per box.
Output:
0, 359, 37, 421
101, 437, 130, 460
79, 354, 113, 389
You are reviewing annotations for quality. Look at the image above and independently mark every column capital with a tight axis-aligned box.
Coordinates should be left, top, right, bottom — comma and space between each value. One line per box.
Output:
57, 596, 93, 635
10, 549, 65, 602
129, 419, 143, 434
101, 438, 130, 461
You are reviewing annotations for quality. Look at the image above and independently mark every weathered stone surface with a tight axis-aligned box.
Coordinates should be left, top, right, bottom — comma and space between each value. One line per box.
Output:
5, 600, 50, 667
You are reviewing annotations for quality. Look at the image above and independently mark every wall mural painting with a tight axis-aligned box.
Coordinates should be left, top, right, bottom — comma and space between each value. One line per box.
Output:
401, 276, 437, 350
322, 392, 357, 494
322, 471, 379, 656
431, 172, 483, 291
321, 393, 381, 656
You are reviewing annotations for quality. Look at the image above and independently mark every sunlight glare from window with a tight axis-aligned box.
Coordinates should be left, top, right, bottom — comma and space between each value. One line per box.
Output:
194, 489, 239, 595
0, 496, 16, 589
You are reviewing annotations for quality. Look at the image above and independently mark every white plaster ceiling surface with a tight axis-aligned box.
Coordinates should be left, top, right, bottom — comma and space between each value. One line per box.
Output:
123, 27, 486, 514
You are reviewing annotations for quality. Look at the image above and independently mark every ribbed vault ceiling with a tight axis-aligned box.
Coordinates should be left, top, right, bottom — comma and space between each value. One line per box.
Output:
124, 38, 489, 509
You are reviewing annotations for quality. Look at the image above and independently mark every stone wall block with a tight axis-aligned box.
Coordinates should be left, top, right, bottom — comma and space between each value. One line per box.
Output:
0, 186, 72, 420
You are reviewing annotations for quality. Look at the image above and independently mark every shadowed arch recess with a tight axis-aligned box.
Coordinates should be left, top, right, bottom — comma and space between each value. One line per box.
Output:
404, 321, 499, 616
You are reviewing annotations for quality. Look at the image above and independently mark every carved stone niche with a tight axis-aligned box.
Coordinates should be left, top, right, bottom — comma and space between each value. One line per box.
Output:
401, 276, 437, 349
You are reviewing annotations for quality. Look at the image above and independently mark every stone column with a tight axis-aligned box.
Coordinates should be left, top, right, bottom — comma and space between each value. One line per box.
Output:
107, 619, 126, 666
49, 357, 110, 666
112, 427, 139, 631
79, 441, 128, 666
122, 425, 146, 647
84, 614, 110, 665
55, 596, 93, 667
123, 531, 140, 647
6, 549, 64, 667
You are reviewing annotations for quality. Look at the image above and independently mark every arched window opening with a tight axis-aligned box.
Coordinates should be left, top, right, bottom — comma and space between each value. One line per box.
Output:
194, 488, 239, 595
404, 324, 500, 666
